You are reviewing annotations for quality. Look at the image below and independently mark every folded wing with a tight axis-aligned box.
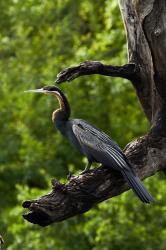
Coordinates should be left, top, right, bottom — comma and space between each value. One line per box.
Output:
72, 121, 154, 203
72, 121, 129, 171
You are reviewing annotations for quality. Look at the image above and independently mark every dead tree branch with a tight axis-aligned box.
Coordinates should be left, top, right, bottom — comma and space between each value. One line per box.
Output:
23, 135, 166, 226
56, 61, 136, 83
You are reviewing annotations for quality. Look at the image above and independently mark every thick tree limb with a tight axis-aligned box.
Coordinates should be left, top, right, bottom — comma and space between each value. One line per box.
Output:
56, 61, 136, 83
119, 0, 155, 122
22, 135, 166, 226
143, 0, 166, 102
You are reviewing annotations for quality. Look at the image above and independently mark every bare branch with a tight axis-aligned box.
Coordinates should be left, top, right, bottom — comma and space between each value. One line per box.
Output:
55, 60, 154, 122
22, 135, 166, 227
56, 61, 136, 84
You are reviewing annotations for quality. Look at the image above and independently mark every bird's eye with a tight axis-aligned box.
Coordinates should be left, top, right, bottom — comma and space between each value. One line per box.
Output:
43, 86, 57, 91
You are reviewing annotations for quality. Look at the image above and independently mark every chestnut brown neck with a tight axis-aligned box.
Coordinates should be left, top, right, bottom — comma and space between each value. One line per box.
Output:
52, 92, 70, 123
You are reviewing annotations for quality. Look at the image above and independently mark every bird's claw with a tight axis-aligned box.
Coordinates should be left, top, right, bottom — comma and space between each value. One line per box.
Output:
80, 169, 91, 175
67, 172, 73, 180
0, 235, 4, 248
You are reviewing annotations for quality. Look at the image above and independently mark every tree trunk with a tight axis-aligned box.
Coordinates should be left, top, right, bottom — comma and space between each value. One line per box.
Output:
23, 0, 166, 226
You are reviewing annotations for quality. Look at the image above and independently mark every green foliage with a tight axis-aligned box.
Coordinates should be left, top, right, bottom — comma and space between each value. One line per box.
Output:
0, 0, 164, 249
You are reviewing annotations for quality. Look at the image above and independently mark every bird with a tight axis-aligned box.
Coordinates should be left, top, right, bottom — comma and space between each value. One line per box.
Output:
25, 85, 154, 203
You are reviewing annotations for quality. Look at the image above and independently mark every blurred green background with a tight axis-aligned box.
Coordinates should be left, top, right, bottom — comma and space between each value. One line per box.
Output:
0, 0, 165, 249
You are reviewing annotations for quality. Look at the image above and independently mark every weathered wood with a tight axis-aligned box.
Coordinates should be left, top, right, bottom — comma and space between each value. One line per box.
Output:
56, 61, 136, 83
120, 0, 157, 122
23, 0, 166, 226
23, 135, 166, 226
143, 0, 166, 101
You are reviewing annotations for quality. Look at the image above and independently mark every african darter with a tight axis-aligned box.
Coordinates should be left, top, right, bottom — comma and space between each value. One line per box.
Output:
25, 86, 153, 203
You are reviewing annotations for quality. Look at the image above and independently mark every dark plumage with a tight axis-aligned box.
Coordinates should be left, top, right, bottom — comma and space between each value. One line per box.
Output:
25, 86, 154, 203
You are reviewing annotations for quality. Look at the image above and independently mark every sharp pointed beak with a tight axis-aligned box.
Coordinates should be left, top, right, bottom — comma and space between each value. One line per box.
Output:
24, 88, 48, 94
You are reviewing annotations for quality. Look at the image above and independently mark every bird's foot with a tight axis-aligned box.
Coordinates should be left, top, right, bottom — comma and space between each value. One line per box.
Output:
80, 169, 91, 175
0, 235, 4, 248
80, 162, 92, 175
67, 172, 73, 180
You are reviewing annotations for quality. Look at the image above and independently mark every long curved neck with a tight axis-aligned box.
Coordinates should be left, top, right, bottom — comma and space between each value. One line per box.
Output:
52, 91, 71, 123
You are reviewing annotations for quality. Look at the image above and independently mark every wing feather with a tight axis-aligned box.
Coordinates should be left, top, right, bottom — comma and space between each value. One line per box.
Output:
72, 121, 129, 171
75, 119, 122, 152
71, 120, 153, 203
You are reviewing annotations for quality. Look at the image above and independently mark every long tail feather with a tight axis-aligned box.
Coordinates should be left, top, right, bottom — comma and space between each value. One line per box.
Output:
122, 170, 154, 203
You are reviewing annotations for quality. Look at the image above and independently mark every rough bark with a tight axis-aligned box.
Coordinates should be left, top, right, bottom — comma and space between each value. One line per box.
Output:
56, 61, 137, 83
23, 135, 166, 226
23, 0, 166, 226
